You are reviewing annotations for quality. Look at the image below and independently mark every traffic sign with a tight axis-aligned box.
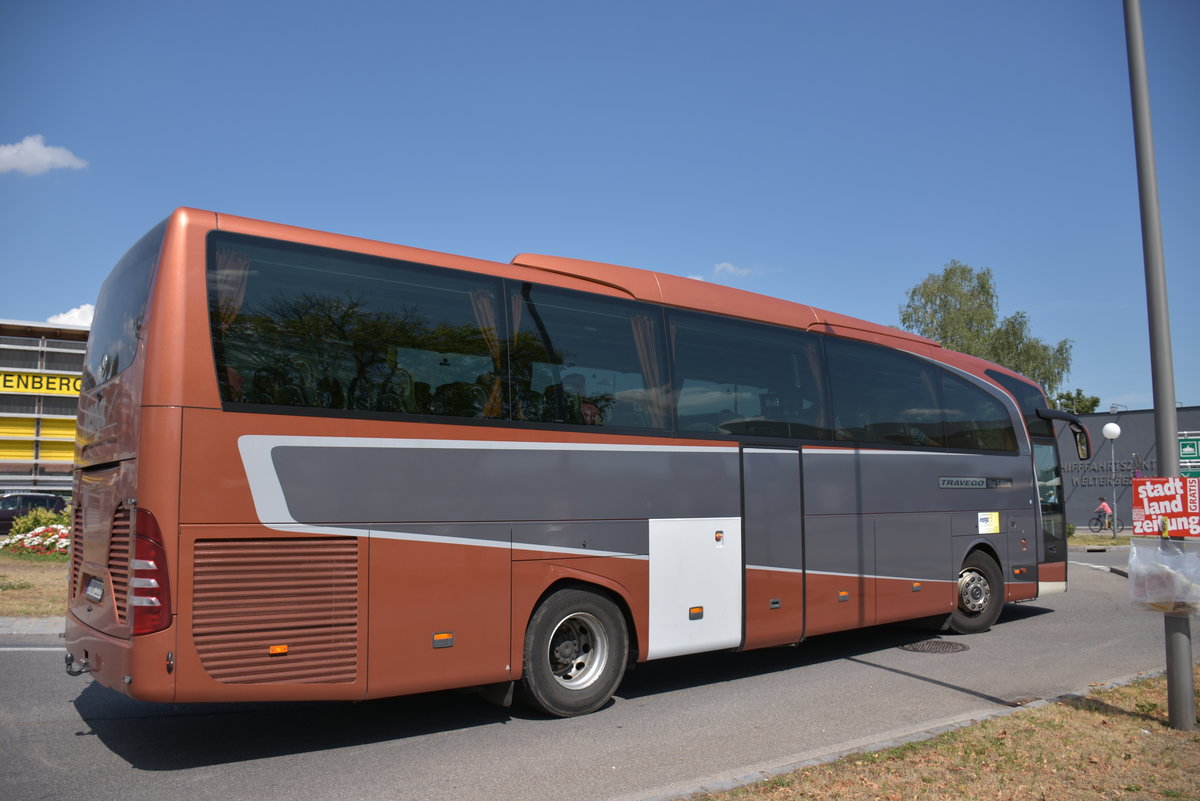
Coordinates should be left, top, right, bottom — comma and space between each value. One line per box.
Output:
1180, 437, 1200, 461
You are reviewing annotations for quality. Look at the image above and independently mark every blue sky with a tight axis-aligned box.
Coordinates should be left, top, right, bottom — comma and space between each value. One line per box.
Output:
2, 1, 1197, 410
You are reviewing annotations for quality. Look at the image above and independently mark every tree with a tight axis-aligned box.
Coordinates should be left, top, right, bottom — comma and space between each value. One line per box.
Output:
1054, 388, 1100, 414
899, 261, 1074, 397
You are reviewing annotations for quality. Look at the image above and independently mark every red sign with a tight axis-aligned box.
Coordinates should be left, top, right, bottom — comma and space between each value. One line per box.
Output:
1132, 477, 1200, 537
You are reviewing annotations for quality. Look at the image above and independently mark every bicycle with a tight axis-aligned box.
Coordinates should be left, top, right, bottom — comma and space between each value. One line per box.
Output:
1088, 513, 1125, 534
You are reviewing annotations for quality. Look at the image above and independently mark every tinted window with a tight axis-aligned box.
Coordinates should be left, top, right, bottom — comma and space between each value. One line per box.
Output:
669, 311, 830, 440
0, 395, 37, 415
985, 369, 1053, 438
509, 284, 668, 430
209, 234, 504, 419
44, 351, 85, 372
0, 350, 39, 370
825, 339, 944, 446
83, 221, 166, 389
941, 372, 1018, 451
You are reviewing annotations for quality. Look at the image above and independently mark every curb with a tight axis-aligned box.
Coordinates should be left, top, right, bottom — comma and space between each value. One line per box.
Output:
629, 670, 1166, 801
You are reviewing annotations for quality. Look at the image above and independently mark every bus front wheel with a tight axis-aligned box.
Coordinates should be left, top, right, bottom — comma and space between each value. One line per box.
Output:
520, 588, 629, 717
949, 551, 1003, 634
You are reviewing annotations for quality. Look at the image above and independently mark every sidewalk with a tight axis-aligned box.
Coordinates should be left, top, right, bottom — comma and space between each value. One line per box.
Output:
0, 616, 65, 636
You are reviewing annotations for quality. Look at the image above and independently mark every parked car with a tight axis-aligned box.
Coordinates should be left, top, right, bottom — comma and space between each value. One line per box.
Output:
0, 493, 68, 534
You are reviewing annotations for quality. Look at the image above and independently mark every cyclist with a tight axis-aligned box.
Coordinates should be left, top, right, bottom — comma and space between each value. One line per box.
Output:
1094, 496, 1113, 531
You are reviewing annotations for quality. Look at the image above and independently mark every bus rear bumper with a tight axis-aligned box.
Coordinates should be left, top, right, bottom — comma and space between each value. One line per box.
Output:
64, 612, 177, 702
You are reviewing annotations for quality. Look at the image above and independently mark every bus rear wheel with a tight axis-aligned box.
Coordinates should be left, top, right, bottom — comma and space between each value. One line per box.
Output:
948, 551, 1003, 634
520, 588, 628, 717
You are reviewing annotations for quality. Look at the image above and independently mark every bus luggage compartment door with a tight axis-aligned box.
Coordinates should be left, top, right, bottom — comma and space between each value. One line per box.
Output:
741, 446, 805, 650
646, 517, 742, 659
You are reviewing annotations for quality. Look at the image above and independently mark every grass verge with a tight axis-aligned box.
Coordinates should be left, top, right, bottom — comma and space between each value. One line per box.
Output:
0, 552, 67, 617
696, 668, 1200, 801
1069, 532, 1132, 548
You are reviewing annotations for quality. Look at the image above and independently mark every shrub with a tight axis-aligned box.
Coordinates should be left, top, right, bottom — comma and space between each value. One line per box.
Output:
8, 505, 71, 536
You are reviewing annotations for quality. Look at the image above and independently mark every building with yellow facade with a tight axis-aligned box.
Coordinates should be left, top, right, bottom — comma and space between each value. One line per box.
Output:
0, 318, 89, 495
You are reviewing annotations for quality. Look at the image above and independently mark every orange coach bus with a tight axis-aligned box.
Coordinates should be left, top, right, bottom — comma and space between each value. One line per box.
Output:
64, 208, 1091, 716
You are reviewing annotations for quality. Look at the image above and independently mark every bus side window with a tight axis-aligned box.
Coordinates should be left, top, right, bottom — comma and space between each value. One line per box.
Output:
508, 284, 669, 431
669, 310, 831, 442
825, 338, 945, 448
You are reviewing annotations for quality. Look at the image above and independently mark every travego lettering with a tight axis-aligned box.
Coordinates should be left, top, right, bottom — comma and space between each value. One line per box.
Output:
940, 477, 986, 489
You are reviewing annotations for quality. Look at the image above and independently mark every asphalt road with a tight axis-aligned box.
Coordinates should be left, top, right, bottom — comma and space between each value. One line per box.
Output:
2, 550, 1195, 801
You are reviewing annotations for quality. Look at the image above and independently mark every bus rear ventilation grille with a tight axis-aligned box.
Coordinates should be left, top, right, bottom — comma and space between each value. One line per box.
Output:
70, 506, 84, 599
192, 538, 360, 684
106, 507, 131, 623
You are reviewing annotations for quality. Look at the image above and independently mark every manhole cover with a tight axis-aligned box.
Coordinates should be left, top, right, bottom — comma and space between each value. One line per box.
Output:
898, 639, 969, 654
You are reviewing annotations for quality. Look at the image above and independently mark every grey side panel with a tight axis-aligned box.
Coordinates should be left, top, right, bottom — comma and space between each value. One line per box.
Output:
269, 445, 740, 524
1006, 510, 1037, 581
803, 448, 1034, 581
804, 514, 874, 578
874, 514, 951, 579
803, 450, 1035, 517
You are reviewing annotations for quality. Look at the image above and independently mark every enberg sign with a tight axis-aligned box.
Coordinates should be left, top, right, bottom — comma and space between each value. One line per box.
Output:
0, 370, 83, 396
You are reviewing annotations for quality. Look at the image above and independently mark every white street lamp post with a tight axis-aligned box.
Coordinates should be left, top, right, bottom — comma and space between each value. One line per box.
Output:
1103, 422, 1122, 536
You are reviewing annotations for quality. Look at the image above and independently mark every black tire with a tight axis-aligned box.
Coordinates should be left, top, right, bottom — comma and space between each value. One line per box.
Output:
519, 588, 628, 717
948, 551, 1003, 634
1088, 516, 1103, 533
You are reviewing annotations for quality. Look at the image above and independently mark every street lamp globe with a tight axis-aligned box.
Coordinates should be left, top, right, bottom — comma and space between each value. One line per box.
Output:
1103, 422, 1122, 441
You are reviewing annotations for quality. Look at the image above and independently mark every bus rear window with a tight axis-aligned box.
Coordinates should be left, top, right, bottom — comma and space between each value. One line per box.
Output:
82, 221, 166, 390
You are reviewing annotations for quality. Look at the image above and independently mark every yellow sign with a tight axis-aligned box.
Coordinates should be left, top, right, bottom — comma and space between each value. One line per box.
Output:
977, 512, 1001, 534
0, 371, 82, 396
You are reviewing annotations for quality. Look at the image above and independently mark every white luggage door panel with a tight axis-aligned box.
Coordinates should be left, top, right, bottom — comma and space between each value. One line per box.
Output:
646, 517, 743, 659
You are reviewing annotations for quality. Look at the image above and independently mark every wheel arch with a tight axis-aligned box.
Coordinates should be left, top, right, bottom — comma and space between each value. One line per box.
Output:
512, 567, 642, 681
962, 540, 1002, 572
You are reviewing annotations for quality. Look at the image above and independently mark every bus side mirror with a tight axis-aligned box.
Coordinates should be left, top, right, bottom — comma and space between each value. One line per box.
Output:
1073, 427, 1091, 460
1036, 408, 1092, 460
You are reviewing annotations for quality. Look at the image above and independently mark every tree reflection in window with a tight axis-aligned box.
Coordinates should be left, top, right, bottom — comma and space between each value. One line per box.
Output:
208, 236, 502, 419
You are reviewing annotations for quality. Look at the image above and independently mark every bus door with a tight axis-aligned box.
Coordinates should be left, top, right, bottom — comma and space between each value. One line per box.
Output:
740, 446, 806, 650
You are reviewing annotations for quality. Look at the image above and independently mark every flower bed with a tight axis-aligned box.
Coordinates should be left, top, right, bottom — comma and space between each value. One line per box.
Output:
0, 525, 71, 559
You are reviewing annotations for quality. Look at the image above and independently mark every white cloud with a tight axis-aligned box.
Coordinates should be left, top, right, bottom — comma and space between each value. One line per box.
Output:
0, 135, 88, 176
47, 304, 94, 326
713, 261, 753, 277
686, 274, 707, 282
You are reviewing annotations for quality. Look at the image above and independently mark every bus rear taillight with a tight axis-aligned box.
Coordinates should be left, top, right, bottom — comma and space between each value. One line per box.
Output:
131, 509, 172, 635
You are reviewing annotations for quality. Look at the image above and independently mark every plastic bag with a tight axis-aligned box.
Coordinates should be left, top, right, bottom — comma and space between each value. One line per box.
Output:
1128, 538, 1200, 614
